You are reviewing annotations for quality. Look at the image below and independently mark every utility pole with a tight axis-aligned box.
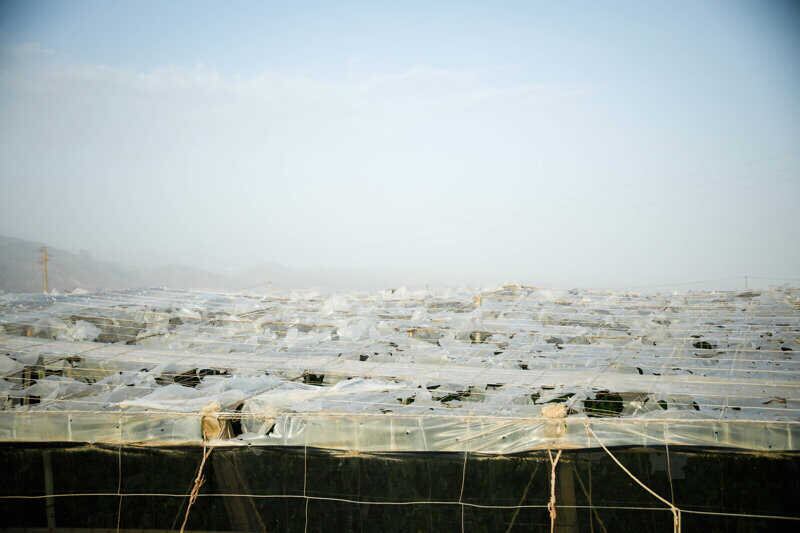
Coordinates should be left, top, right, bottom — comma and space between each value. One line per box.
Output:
40, 246, 49, 293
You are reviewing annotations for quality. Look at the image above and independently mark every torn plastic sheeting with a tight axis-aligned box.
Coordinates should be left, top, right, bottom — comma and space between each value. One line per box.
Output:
0, 285, 798, 452
0, 354, 23, 377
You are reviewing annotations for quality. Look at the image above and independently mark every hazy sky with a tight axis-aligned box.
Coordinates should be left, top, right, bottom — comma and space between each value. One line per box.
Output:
0, 1, 798, 288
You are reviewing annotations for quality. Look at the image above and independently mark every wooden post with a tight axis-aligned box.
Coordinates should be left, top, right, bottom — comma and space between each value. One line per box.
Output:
40, 246, 49, 293
556, 459, 578, 533
43, 450, 56, 531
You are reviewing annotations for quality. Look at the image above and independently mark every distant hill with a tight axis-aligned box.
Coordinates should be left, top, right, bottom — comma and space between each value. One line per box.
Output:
0, 235, 235, 292
0, 235, 134, 292
0, 235, 422, 292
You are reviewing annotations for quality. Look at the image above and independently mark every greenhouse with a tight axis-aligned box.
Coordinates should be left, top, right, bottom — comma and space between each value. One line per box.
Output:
0, 285, 798, 531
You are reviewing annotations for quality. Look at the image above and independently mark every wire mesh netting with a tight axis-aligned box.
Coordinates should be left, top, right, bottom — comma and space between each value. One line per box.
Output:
1, 444, 798, 532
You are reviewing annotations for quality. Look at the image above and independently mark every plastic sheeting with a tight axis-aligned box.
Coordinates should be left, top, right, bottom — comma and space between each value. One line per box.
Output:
0, 285, 798, 452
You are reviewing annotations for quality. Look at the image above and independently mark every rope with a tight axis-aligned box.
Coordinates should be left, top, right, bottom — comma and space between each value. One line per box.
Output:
585, 424, 681, 532
115, 444, 123, 533
3, 488, 800, 523
459, 449, 468, 533
180, 403, 222, 533
503, 461, 541, 533
665, 437, 676, 506
572, 462, 608, 533
304, 443, 309, 533
547, 449, 562, 533
179, 442, 213, 533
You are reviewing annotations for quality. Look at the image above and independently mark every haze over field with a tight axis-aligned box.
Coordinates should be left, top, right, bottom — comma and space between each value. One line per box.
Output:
1, 1, 798, 290
0, 234, 429, 292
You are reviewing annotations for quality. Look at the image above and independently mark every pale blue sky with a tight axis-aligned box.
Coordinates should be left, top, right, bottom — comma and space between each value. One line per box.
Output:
0, 1, 798, 288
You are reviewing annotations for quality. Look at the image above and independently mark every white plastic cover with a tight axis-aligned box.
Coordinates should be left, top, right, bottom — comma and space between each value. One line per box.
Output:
0, 285, 798, 452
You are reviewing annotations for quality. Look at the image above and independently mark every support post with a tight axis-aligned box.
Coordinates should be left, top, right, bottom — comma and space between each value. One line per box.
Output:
40, 246, 49, 293
556, 459, 578, 533
43, 450, 56, 531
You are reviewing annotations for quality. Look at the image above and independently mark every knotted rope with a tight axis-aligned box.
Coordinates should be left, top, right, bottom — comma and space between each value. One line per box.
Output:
179, 403, 223, 533
547, 449, 563, 533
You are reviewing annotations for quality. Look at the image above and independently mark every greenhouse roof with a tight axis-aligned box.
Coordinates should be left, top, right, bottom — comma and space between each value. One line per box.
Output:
0, 285, 798, 453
